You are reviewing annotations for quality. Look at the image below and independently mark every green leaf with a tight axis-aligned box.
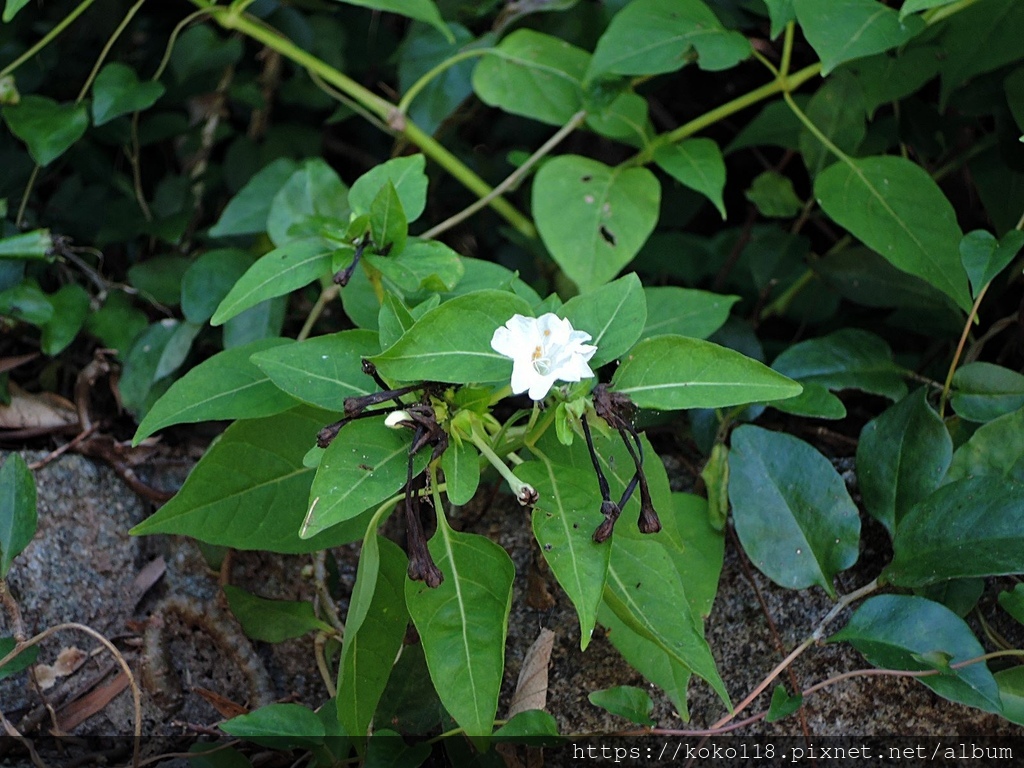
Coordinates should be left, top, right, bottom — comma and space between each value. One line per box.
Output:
816, 246, 954, 309
406, 519, 514, 738
654, 139, 727, 218
398, 24, 480, 135
900, 0, 957, 18
771, 328, 908, 401
472, 30, 588, 126
440, 436, 479, 506
181, 248, 254, 325
0, 229, 52, 260
128, 254, 190, 306
493, 710, 561, 741
815, 156, 972, 311
250, 330, 379, 411
90, 63, 164, 126
856, 388, 952, 536
768, 382, 847, 420
727, 97, 807, 154
2, 96, 89, 166
946, 405, 1024, 484
220, 703, 326, 749
950, 362, 1024, 422
995, 667, 1024, 726
131, 408, 371, 553
0, 636, 38, 681
843, 46, 942, 119
603, 532, 730, 709
533, 156, 660, 292
0, 454, 36, 578
959, 229, 1024, 297
266, 159, 349, 248
337, 537, 409, 738
2, 0, 31, 22
588, 0, 750, 78
517, 462, 609, 651
366, 239, 464, 295
378, 293, 416, 350
40, 283, 89, 356
587, 686, 654, 726
745, 170, 803, 218
937, 0, 1024, 105
766, 685, 803, 722
209, 158, 300, 238
368, 181, 408, 256
558, 273, 646, 368
348, 155, 428, 223
130, 337, 294, 444
371, 290, 533, 383
830, 595, 1001, 713
764, 0, 795, 38
885, 476, 1024, 587
793, 0, 925, 75
118, 320, 189, 415
85, 291, 147, 358
584, 90, 653, 147
304, 418, 428, 538
0, 280, 53, 325
640, 287, 737, 341
332, 0, 452, 42
799, 72, 866, 177
364, 729, 431, 766
223, 584, 333, 642
658, 493, 725, 620
211, 240, 331, 326
729, 425, 861, 597
610, 335, 803, 411
998, 584, 1024, 626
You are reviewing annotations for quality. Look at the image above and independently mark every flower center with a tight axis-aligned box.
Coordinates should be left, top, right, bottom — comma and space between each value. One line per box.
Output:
531, 344, 551, 375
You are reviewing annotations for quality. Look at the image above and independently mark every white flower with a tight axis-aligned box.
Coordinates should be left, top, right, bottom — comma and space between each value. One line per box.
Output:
384, 410, 411, 428
490, 313, 597, 401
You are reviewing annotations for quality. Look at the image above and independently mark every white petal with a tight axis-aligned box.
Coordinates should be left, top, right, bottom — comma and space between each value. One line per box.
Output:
527, 373, 559, 401
509, 360, 536, 395
490, 326, 516, 357
558, 355, 595, 382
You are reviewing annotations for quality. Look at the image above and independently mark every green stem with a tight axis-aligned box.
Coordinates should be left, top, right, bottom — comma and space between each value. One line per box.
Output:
397, 48, 492, 115
469, 427, 533, 498
152, 8, 214, 83
783, 90, 853, 166
76, 0, 149, 103
779, 21, 795, 79
924, 0, 981, 24
758, 267, 815, 321
0, 0, 101, 79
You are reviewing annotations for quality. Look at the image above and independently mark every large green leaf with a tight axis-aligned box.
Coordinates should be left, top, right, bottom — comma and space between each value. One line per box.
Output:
588, 0, 749, 78
558, 273, 646, 368
3, 96, 89, 166
338, 536, 409, 738
266, 159, 349, 248
610, 335, 802, 411
639, 287, 737, 342
856, 389, 952, 536
830, 595, 1001, 713
250, 330, 379, 411
348, 155, 429, 223
798, 72, 866, 178
771, 328, 907, 401
653, 139, 727, 218
533, 156, 660, 293
222, 585, 333, 643
793, 0, 925, 75
729, 425, 860, 597
603, 532, 730, 709
41, 283, 90, 356
815, 156, 971, 311
181, 249, 254, 325
131, 408, 369, 553
0, 454, 36, 579
656, 493, 724, 621
91, 63, 165, 126
517, 461, 609, 650
209, 159, 300, 238
945, 405, 1024, 484
332, 0, 451, 42
371, 290, 532, 384
304, 418, 428, 538
472, 29, 588, 126
936, 0, 1024, 104
406, 518, 514, 738
885, 476, 1024, 587
211, 240, 331, 326
368, 181, 408, 256
220, 703, 326, 750
365, 239, 464, 295
133, 338, 297, 443
950, 362, 1024, 422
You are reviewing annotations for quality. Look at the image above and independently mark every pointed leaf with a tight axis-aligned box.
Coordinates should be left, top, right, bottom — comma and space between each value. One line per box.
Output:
131, 408, 371, 553
134, 338, 296, 443
0, 454, 36, 579
211, 240, 331, 326
946, 405, 1024, 484
181, 249, 254, 325
558, 273, 646, 368
209, 158, 300, 238
587, 686, 654, 726
223, 585, 333, 642
960, 229, 1024, 297
815, 156, 971, 311
798, 72, 866, 178
365, 239, 464, 295
41, 283, 89, 356
440, 437, 479, 506
3, 96, 89, 166
654, 139, 726, 218
533, 155, 659, 292
611, 335, 802, 411
332, 0, 451, 42
250, 330, 379, 410
766, 685, 803, 722
266, 159, 349, 248
220, 703, 325, 749
371, 290, 533, 383
885, 476, 1024, 587
406, 521, 514, 738
950, 362, 1024, 422
856, 388, 952, 536
348, 155, 428, 222
91, 63, 165, 126
729, 425, 861, 597
640, 287, 737, 341
830, 595, 1001, 713
368, 181, 407, 256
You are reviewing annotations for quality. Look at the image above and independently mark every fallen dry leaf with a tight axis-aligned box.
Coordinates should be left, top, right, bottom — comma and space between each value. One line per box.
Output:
131, 557, 167, 608
57, 671, 130, 731
507, 628, 554, 718
34, 646, 88, 690
193, 687, 250, 719
0, 383, 77, 430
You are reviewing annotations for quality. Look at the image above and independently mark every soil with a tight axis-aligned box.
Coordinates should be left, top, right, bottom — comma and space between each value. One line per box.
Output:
0, 449, 1021, 767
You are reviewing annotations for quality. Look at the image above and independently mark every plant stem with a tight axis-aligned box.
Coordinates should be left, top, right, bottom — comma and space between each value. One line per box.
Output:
421, 110, 587, 240
76, 0, 149, 103
783, 90, 853, 166
469, 427, 533, 498
938, 281, 989, 418
397, 48, 492, 115
297, 284, 340, 342
0, 0, 101, 79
